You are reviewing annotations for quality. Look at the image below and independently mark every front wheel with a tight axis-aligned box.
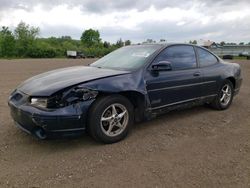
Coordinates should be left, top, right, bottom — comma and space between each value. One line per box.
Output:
88, 95, 134, 144
210, 80, 234, 110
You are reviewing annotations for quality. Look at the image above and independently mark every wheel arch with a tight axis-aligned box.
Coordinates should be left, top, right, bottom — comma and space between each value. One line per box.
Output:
118, 91, 146, 122
95, 90, 146, 122
226, 77, 236, 89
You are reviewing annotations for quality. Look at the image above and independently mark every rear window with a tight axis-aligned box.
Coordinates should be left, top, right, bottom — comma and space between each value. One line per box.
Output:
197, 47, 218, 67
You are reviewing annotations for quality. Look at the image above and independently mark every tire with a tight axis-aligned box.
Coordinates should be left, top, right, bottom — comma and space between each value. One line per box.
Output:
210, 80, 234, 110
88, 95, 134, 144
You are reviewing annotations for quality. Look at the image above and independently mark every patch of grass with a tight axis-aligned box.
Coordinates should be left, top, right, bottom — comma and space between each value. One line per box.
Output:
233, 56, 248, 60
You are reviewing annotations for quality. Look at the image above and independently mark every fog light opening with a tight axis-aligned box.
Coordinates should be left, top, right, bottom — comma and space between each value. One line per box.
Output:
34, 128, 47, 139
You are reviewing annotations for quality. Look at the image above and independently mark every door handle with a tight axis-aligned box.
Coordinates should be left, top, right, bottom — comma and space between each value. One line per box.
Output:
193, 72, 201, 77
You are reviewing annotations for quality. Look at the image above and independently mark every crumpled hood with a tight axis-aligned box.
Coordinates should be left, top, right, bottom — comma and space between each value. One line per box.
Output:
17, 66, 129, 96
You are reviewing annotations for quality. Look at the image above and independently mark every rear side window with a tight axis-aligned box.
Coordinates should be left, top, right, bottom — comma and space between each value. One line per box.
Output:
154, 45, 197, 70
197, 47, 218, 67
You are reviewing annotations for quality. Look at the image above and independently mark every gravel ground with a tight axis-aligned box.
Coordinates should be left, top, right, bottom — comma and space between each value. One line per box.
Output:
0, 59, 249, 188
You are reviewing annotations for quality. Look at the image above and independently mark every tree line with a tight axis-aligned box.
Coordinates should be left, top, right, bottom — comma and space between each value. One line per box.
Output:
188, 40, 250, 46
1, 21, 250, 58
0, 22, 131, 58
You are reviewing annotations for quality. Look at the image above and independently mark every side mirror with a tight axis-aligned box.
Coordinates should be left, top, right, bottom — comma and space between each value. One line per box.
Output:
151, 61, 172, 71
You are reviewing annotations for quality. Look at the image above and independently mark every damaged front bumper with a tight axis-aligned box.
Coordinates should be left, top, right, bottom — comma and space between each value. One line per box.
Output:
8, 90, 95, 139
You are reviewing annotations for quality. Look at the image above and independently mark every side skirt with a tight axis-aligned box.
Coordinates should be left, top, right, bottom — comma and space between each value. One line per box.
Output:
145, 94, 217, 119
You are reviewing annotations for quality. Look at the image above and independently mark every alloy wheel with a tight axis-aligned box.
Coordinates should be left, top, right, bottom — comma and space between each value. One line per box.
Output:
100, 103, 129, 137
220, 84, 232, 106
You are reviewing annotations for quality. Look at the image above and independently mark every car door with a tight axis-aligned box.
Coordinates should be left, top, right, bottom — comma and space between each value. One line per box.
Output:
195, 47, 220, 97
145, 45, 202, 110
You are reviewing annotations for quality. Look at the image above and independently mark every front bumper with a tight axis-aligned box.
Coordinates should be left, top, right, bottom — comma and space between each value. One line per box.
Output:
8, 91, 94, 139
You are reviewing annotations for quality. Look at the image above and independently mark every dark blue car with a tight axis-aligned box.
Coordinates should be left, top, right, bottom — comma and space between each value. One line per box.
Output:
8, 44, 242, 143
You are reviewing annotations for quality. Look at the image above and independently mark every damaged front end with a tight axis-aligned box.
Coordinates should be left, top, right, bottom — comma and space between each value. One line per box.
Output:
8, 86, 99, 139
57, 86, 98, 107
30, 86, 98, 109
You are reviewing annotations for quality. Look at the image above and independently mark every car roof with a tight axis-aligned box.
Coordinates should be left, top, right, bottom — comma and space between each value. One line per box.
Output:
129, 43, 220, 59
132, 43, 197, 47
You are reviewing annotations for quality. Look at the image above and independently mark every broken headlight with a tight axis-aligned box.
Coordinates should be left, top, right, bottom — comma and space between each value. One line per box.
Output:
30, 88, 98, 109
30, 98, 48, 108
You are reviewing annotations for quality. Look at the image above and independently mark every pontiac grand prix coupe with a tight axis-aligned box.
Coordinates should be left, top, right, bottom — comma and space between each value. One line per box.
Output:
8, 44, 242, 143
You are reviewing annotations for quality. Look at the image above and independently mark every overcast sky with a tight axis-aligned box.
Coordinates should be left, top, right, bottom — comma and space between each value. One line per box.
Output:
0, 0, 249, 43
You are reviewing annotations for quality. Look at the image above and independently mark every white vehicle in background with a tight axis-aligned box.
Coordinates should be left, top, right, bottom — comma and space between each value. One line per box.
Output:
66, 50, 85, 59
239, 51, 250, 60
239, 51, 250, 57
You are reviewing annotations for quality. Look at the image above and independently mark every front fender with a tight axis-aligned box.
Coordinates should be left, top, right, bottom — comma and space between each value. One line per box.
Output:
78, 72, 147, 95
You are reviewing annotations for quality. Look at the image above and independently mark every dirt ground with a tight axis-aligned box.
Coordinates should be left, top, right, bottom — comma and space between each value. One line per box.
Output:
0, 58, 249, 188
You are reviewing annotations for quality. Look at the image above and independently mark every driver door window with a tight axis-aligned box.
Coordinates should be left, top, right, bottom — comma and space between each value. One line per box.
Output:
154, 45, 197, 70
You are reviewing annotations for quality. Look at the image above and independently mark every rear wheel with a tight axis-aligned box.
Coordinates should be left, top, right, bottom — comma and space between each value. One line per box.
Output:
88, 95, 134, 144
211, 80, 234, 110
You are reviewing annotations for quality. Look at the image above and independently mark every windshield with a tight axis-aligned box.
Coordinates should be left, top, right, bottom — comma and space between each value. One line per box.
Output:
90, 45, 162, 70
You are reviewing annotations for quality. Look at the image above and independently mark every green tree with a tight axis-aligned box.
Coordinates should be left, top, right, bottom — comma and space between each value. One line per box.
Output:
0, 27, 15, 57
116, 38, 124, 47
220, 41, 225, 46
124, 40, 131, 46
14, 21, 39, 57
189, 40, 197, 44
62, 41, 78, 51
46, 37, 62, 48
0, 23, 134, 58
226, 42, 236, 45
239, 42, 244, 45
81, 29, 101, 47
61, 36, 72, 40
103, 41, 111, 48
27, 40, 56, 58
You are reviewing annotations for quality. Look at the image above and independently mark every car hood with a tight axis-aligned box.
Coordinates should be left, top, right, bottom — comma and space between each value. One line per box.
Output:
17, 66, 129, 96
